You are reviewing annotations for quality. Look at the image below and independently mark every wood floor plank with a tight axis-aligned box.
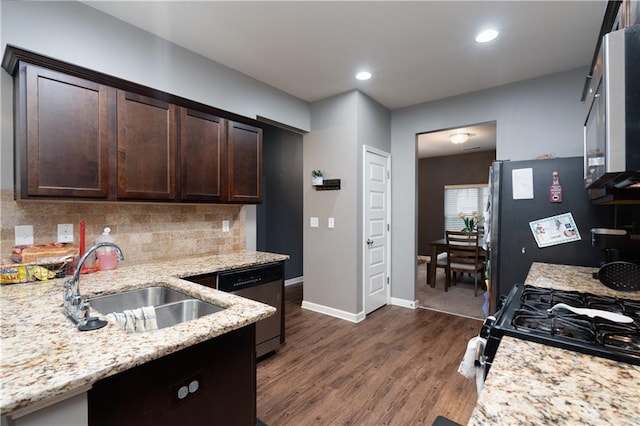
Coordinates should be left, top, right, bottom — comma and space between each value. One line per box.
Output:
257, 284, 482, 425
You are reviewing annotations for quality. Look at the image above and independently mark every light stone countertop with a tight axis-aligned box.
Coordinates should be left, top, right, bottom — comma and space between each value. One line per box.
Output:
525, 262, 640, 301
0, 250, 288, 416
469, 262, 640, 425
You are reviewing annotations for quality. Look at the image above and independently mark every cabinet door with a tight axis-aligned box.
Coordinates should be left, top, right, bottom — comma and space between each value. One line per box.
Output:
227, 121, 262, 203
88, 325, 256, 426
117, 91, 177, 200
20, 64, 113, 198
179, 108, 226, 202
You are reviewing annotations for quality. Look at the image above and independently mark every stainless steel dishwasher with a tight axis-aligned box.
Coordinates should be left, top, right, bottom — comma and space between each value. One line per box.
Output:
216, 262, 284, 358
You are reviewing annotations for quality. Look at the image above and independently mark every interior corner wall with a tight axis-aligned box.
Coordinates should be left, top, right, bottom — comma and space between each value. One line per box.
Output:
390, 67, 589, 303
303, 92, 359, 314
355, 92, 391, 312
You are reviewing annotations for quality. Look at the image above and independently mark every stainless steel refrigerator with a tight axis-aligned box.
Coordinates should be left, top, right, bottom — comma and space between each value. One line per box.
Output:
487, 157, 614, 309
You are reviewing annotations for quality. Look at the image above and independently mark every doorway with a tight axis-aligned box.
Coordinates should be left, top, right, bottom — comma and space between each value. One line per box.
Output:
415, 121, 496, 319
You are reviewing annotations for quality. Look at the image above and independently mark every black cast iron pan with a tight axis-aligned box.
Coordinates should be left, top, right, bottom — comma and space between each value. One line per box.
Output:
596, 261, 640, 292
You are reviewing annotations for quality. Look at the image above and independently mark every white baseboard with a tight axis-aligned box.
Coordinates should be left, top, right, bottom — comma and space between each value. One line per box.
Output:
301, 300, 365, 323
285, 276, 303, 286
391, 297, 417, 309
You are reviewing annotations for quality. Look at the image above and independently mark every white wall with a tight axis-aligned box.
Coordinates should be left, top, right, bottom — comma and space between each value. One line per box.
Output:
390, 67, 588, 302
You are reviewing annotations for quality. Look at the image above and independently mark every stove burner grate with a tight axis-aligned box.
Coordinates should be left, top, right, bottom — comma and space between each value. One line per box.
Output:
512, 308, 596, 341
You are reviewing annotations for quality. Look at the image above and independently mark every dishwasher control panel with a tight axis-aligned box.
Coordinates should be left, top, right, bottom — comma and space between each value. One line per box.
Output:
216, 263, 283, 292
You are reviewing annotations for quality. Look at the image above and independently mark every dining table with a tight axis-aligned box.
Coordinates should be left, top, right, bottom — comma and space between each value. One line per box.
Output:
427, 237, 485, 287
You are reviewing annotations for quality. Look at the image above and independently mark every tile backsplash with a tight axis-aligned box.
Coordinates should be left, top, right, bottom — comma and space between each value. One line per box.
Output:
0, 190, 246, 265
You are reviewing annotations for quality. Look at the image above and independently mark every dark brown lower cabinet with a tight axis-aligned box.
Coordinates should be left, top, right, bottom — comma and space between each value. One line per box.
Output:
88, 325, 256, 426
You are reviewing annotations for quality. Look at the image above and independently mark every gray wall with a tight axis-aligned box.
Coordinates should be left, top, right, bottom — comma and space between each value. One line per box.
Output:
303, 92, 359, 313
0, 3, 309, 182
356, 92, 391, 311
257, 126, 304, 280
0, 1, 310, 265
390, 67, 589, 303
303, 90, 390, 316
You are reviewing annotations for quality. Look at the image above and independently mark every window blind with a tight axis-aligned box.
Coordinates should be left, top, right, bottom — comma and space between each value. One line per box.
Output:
444, 184, 489, 234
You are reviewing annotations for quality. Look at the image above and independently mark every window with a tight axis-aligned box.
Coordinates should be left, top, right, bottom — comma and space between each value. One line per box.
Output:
444, 184, 489, 233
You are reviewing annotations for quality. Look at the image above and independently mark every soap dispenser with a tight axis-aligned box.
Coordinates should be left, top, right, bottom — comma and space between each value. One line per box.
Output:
96, 227, 117, 271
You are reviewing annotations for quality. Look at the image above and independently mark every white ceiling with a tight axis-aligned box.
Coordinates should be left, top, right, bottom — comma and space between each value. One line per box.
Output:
84, 0, 607, 156
418, 121, 497, 158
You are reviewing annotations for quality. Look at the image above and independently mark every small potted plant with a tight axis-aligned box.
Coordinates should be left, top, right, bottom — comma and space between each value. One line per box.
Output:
311, 170, 324, 186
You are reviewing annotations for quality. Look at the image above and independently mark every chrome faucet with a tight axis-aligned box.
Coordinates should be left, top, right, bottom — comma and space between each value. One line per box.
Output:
63, 242, 125, 331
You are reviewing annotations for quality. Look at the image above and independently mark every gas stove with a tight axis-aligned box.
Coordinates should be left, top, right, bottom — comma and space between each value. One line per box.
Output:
481, 284, 640, 374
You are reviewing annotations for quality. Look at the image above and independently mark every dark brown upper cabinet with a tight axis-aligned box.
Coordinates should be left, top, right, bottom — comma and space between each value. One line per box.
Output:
227, 121, 262, 203
16, 64, 114, 199
4, 46, 263, 204
179, 108, 226, 202
116, 91, 177, 201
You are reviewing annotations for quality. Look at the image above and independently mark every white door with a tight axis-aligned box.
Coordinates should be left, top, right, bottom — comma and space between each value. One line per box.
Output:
363, 146, 391, 314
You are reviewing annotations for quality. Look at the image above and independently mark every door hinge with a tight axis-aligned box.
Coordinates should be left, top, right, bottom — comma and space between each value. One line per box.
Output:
387, 223, 390, 232
387, 170, 390, 179
387, 277, 390, 285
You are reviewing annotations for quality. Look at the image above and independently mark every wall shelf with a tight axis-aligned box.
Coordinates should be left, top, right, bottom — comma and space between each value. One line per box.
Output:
314, 179, 341, 191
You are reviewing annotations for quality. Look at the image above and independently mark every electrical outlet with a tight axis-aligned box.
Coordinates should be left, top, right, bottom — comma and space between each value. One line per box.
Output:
222, 220, 230, 233
57, 224, 74, 243
15, 225, 34, 246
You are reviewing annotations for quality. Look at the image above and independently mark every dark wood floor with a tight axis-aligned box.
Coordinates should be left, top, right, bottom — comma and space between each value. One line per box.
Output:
256, 284, 482, 425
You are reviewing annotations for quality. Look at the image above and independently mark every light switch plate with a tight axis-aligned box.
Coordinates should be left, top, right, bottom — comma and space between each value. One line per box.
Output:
57, 224, 74, 243
222, 220, 230, 233
15, 225, 34, 246
310, 217, 319, 228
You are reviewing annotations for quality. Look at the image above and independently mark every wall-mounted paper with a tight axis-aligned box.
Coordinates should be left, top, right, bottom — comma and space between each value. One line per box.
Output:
512, 168, 534, 199
529, 212, 581, 248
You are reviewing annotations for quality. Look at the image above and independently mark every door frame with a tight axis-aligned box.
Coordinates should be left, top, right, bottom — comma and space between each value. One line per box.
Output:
362, 145, 392, 314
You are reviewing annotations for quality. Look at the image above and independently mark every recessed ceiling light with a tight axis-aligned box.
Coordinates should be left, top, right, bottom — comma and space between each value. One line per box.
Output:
475, 29, 499, 43
355, 71, 372, 81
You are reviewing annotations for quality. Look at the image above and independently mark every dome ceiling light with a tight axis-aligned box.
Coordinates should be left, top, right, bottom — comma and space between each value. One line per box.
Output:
475, 29, 499, 43
449, 133, 471, 144
355, 71, 372, 81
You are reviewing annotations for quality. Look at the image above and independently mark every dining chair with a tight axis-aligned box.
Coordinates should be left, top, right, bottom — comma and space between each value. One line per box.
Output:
444, 231, 484, 296
476, 225, 487, 262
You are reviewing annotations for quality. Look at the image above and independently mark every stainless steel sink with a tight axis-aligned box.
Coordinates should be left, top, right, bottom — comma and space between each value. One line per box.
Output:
88, 286, 225, 331
88, 286, 191, 314
155, 300, 225, 329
